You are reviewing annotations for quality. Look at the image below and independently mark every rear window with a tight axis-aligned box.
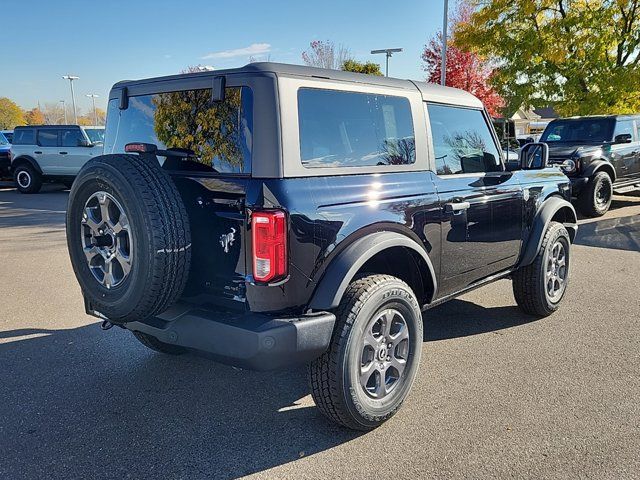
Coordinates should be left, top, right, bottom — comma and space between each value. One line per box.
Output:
104, 86, 253, 174
12, 128, 36, 145
298, 88, 415, 168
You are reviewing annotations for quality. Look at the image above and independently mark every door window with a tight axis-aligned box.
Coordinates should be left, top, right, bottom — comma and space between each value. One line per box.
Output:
613, 120, 635, 140
427, 104, 502, 175
37, 130, 58, 147
61, 128, 85, 147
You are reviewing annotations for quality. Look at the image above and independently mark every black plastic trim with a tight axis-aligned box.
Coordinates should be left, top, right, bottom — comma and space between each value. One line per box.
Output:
518, 196, 577, 267
308, 231, 437, 310
119, 304, 336, 371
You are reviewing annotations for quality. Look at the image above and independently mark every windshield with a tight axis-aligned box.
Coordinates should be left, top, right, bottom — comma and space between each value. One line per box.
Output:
0, 132, 7, 145
84, 128, 105, 143
541, 118, 614, 143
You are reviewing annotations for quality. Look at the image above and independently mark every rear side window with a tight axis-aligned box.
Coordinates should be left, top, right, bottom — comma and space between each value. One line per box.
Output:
61, 128, 85, 147
12, 129, 36, 145
104, 86, 253, 174
37, 130, 58, 147
427, 104, 502, 175
298, 88, 415, 168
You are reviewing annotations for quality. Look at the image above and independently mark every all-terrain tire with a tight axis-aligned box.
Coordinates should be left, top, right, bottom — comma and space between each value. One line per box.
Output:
66, 154, 191, 324
512, 221, 571, 317
14, 164, 42, 194
308, 274, 423, 431
577, 171, 613, 217
132, 331, 187, 355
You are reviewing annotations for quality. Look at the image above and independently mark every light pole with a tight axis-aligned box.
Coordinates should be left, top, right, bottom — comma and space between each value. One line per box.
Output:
59, 100, 67, 124
441, 0, 449, 86
62, 75, 79, 124
86, 94, 99, 125
370, 48, 403, 77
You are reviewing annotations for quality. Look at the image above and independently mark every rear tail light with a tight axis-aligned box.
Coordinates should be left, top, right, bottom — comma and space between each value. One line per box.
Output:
252, 210, 287, 283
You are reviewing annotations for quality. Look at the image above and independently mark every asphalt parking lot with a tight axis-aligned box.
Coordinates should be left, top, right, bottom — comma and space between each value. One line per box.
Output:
1, 184, 639, 480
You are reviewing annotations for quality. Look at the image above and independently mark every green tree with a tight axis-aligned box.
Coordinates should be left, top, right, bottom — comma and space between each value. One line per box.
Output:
341, 59, 383, 76
457, 0, 640, 116
0, 97, 25, 129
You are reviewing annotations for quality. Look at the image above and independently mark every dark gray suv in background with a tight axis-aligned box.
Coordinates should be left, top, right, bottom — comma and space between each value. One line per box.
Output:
541, 115, 640, 216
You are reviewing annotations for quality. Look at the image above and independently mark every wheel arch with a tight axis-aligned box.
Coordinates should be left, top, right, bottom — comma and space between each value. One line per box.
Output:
308, 231, 437, 310
11, 155, 43, 175
518, 196, 577, 267
583, 159, 616, 183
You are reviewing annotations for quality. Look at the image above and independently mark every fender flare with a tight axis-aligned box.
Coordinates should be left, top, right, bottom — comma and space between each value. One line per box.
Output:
582, 159, 616, 182
518, 196, 577, 267
11, 155, 43, 175
308, 231, 437, 310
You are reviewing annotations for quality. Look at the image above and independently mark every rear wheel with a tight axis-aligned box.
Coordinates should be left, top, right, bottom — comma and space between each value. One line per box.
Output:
513, 221, 571, 317
14, 164, 42, 194
578, 171, 612, 217
308, 274, 423, 430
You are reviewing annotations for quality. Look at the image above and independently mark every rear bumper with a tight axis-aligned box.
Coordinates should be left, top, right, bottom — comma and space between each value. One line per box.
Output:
122, 304, 336, 371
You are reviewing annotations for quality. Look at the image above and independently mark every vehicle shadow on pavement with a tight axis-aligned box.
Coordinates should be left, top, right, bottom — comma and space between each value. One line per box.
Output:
574, 214, 640, 251
0, 188, 69, 229
0, 324, 361, 479
423, 299, 536, 341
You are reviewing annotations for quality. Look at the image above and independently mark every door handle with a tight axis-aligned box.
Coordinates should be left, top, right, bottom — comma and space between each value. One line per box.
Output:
34, 151, 42, 154
59, 152, 68, 155
444, 201, 471, 213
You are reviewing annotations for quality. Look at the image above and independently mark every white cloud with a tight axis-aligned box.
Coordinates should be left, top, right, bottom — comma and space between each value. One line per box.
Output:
202, 43, 271, 60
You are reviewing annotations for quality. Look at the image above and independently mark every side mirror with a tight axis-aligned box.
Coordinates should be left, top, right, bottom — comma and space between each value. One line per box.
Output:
614, 133, 632, 144
77, 138, 91, 147
519, 142, 549, 170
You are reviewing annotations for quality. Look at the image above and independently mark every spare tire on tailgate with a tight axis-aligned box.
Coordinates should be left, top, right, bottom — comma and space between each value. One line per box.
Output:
66, 154, 191, 324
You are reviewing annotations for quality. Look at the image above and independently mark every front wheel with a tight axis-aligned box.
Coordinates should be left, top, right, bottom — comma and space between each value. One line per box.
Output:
577, 171, 612, 217
308, 274, 423, 431
512, 221, 571, 317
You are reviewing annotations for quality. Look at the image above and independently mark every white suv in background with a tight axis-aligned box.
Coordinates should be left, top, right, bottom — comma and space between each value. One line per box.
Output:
10, 125, 104, 193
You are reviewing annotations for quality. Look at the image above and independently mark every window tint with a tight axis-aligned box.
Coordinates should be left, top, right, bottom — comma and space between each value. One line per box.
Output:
298, 88, 415, 168
84, 128, 105, 143
37, 130, 58, 147
104, 87, 253, 174
427, 104, 501, 175
12, 128, 36, 145
61, 128, 85, 147
613, 120, 635, 140
541, 118, 614, 143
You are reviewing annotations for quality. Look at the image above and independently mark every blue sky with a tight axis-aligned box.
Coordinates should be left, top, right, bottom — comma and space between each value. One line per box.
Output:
2, 0, 445, 112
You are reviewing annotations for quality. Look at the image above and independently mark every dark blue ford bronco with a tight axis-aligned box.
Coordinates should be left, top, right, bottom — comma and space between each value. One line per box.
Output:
66, 63, 577, 430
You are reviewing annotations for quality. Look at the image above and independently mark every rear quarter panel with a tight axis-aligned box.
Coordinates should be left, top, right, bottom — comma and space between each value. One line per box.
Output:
244, 172, 441, 312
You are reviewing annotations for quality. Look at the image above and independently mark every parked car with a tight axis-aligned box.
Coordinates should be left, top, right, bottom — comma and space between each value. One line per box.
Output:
0, 131, 10, 178
66, 63, 577, 431
10, 125, 103, 193
1, 130, 14, 143
541, 115, 640, 216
